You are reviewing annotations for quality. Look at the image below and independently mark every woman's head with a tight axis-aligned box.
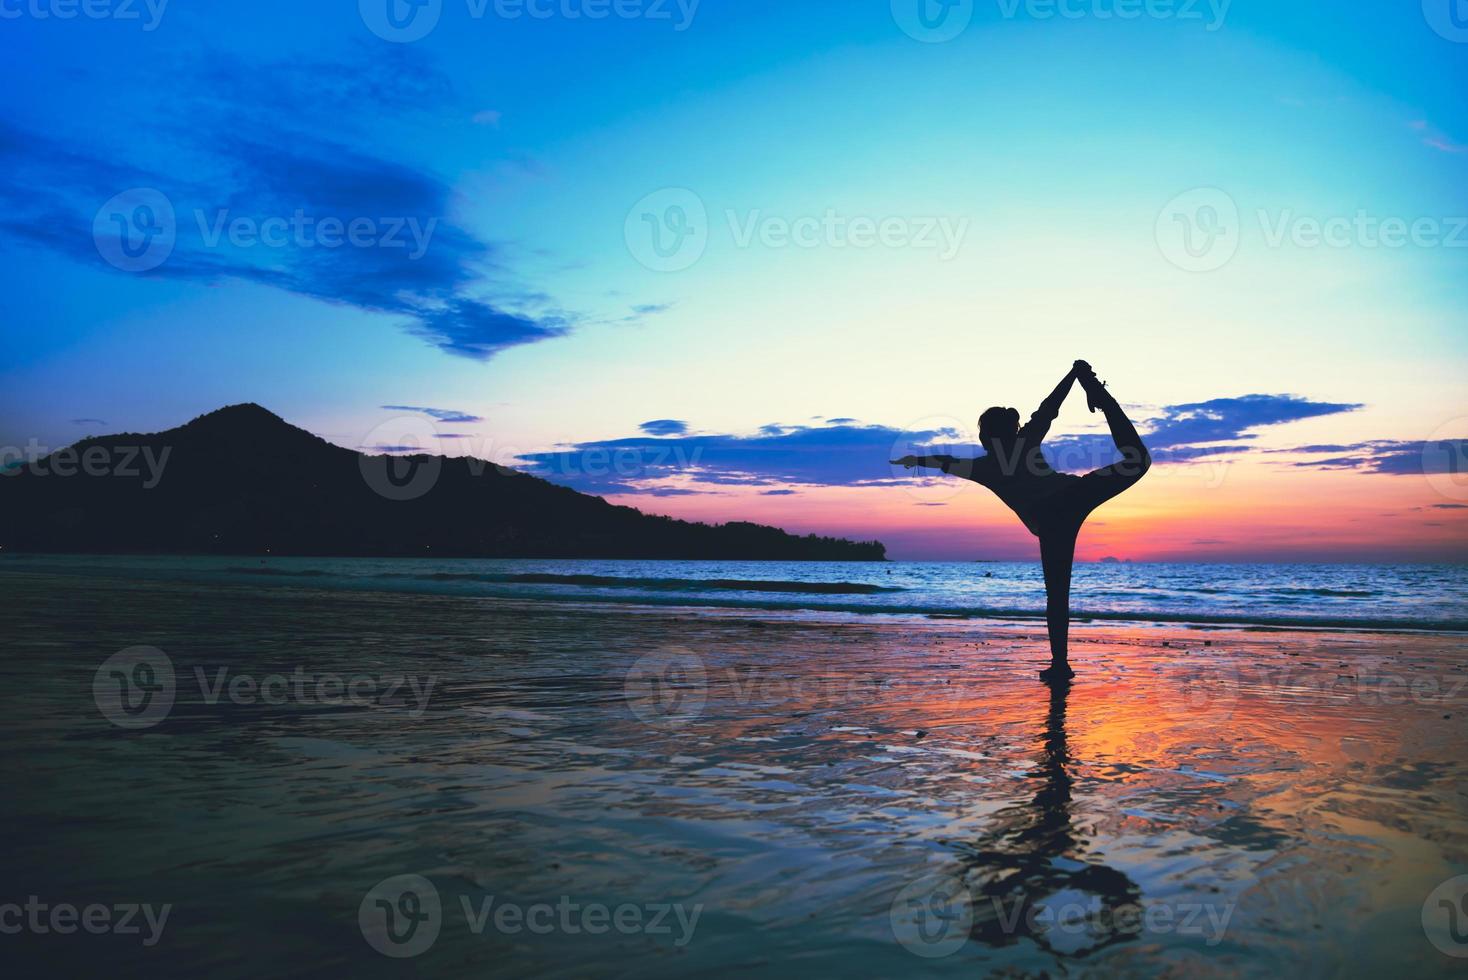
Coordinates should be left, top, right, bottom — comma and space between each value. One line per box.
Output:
979, 406, 1020, 452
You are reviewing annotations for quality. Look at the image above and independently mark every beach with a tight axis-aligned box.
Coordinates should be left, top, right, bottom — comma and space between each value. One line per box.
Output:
3, 564, 1466, 976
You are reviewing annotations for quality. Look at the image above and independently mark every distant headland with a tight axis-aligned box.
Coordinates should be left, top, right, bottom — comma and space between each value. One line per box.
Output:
0, 404, 886, 561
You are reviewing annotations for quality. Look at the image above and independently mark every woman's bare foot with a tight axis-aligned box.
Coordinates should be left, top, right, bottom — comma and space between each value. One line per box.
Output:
1039, 664, 1076, 683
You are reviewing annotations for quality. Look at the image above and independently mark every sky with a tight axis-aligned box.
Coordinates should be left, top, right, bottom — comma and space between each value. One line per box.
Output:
1, 0, 1465, 560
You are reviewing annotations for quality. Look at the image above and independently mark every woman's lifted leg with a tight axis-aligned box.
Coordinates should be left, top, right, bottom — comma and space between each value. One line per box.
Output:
1065, 369, 1152, 524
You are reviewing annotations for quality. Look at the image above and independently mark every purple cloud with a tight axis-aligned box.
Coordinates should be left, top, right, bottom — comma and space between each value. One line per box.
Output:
514, 394, 1363, 497
639, 419, 689, 437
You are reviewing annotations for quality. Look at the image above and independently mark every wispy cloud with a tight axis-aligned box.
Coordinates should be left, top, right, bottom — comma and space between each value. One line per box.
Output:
1278, 439, 1468, 476
381, 405, 485, 423
1408, 118, 1467, 154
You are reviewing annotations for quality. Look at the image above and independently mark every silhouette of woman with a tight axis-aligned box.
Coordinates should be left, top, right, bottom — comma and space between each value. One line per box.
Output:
892, 361, 1150, 681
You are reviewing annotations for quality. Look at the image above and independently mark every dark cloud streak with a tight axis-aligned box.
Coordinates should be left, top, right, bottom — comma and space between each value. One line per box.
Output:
515, 394, 1366, 497
381, 405, 485, 423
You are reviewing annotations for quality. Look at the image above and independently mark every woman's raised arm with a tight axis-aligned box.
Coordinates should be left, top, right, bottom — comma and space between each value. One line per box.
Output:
1022, 364, 1082, 443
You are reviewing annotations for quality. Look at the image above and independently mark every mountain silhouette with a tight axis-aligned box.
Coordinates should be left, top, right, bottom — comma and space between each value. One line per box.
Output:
0, 404, 886, 560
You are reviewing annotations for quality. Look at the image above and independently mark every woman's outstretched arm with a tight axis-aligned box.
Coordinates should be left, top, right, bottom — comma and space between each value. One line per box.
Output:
892, 454, 958, 470
891, 455, 979, 481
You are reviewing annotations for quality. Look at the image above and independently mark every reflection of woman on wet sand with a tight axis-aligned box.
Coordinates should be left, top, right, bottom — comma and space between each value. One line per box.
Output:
893, 360, 1151, 681
959, 682, 1142, 955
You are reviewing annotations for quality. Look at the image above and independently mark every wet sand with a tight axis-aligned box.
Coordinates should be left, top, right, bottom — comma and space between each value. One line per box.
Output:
2, 569, 1466, 976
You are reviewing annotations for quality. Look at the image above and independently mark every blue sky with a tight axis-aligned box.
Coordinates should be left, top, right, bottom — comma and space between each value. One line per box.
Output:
1, 0, 1465, 558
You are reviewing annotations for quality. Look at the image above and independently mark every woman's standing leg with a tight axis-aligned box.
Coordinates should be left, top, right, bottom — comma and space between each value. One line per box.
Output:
1039, 526, 1079, 681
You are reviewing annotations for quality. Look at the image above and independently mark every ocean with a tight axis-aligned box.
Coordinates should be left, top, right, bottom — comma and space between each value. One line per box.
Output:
4, 559, 1468, 976
5, 553, 1466, 631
